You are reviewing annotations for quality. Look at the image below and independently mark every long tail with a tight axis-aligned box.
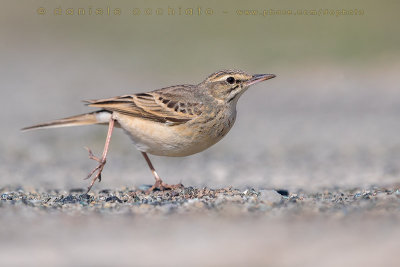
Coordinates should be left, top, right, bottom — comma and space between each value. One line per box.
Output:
21, 110, 112, 131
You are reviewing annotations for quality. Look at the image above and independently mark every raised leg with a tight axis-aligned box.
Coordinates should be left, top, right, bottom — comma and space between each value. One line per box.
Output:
84, 118, 115, 193
141, 152, 183, 192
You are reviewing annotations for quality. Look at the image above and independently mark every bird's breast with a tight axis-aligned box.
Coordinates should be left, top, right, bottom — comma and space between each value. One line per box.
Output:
113, 110, 236, 157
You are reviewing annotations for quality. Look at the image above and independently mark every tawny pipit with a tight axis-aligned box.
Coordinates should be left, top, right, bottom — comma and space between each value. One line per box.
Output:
23, 70, 276, 192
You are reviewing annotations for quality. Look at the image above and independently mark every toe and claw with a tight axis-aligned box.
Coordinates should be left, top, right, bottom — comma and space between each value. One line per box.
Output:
146, 179, 184, 193
84, 147, 106, 193
141, 151, 183, 193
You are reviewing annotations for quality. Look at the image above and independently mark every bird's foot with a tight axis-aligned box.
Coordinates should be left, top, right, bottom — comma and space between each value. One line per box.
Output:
84, 147, 106, 193
146, 179, 184, 193
85, 146, 102, 163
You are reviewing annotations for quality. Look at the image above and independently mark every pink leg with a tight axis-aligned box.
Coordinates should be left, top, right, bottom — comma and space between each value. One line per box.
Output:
84, 118, 115, 193
141, 152, 184, 193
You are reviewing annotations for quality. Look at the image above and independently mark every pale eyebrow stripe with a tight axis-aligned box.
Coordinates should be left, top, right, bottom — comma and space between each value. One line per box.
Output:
215, 75, 231, 82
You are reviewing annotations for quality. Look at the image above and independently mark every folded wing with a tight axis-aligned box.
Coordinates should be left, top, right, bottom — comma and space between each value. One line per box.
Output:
85, 90, 203, 126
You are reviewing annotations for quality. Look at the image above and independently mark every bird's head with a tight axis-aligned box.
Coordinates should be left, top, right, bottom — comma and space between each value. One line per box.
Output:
200, 70, 276, 104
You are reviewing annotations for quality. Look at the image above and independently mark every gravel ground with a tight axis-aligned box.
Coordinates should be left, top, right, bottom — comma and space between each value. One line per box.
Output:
2, 185, 400, 267
1, 185, 400, 217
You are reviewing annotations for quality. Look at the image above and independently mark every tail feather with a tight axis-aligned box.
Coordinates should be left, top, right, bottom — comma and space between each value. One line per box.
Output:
21, 110, 112, 131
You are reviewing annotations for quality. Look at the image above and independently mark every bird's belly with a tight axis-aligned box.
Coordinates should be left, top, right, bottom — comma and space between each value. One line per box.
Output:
113, 113, 233, 157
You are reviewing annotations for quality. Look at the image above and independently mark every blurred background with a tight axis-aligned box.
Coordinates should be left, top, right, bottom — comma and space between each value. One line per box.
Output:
1, 0, 400, 266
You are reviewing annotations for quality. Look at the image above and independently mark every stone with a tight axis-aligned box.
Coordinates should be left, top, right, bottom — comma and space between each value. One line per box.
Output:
258, 190, 282, 204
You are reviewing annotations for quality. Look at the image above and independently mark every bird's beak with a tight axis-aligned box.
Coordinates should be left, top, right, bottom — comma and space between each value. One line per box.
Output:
246, 74, 276, 86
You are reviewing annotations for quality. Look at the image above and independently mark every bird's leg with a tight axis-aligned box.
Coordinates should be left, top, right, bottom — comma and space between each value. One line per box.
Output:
84, 118, 115, 193
141, 152, 184, 193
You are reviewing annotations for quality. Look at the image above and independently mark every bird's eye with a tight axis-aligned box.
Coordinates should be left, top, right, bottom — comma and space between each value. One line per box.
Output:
226, 77, 235, 84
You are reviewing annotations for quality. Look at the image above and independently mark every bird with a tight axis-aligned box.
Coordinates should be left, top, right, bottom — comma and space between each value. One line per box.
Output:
22, 70, 276, 193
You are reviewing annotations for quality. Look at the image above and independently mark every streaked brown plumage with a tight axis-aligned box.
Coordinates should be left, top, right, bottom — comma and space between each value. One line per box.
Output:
23, 70, 276, 192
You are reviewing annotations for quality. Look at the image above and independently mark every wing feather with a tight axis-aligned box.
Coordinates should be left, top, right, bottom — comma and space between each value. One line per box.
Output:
85, 90, 203, 125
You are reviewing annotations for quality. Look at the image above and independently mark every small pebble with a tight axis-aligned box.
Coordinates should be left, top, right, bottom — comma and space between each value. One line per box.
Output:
276, 189, 289, 197
138, 184, 152, 191
258, 190, 282, 204
106, 196, 123, 203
